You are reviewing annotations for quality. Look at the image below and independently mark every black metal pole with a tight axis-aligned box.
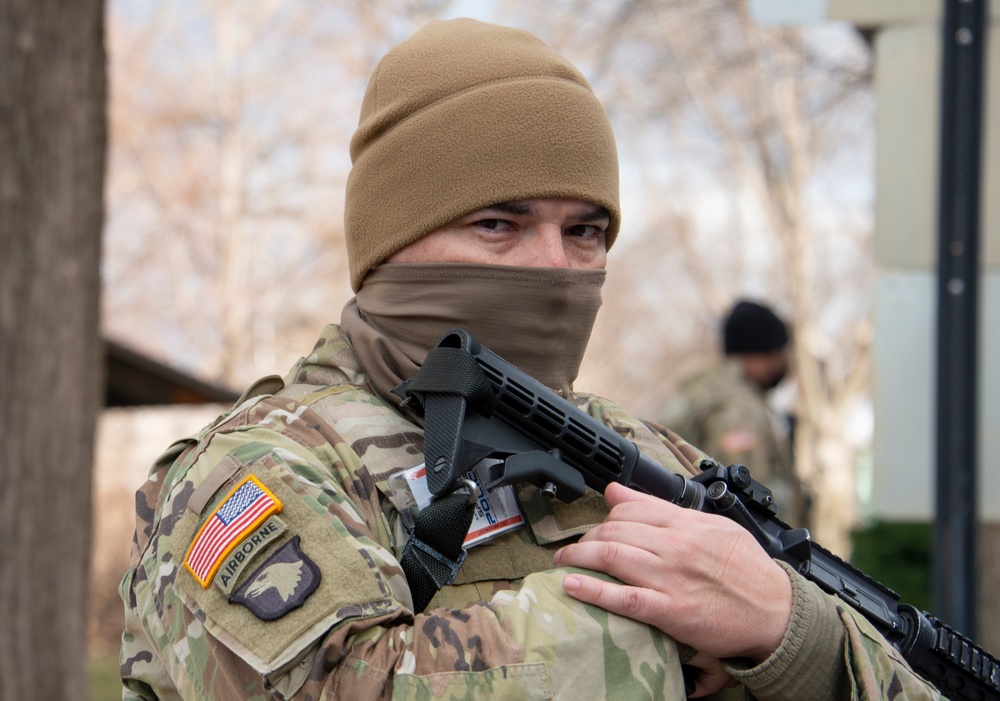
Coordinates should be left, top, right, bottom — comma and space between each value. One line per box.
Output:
934, 0, 987, 638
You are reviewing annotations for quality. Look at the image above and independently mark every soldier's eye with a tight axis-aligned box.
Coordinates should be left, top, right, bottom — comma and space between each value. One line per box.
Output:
475, 219, 514, 232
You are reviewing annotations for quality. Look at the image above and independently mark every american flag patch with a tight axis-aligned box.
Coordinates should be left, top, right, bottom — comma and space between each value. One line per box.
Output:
184, 475, 283, 588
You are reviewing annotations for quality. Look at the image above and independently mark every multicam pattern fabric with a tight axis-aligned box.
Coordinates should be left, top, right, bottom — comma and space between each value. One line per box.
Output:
658, 360, 810, 528
120, 324, 941, 700
839, 604, 944, 701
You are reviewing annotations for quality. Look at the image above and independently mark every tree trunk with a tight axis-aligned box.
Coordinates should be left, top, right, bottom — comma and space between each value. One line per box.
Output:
0, 1, 106, 699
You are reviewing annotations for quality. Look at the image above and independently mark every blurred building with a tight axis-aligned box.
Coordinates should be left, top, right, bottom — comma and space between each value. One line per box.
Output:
754, 0, 999, 524
89, 340, 238, 654
104, 339, 240, 407
752, 0, 1000, 649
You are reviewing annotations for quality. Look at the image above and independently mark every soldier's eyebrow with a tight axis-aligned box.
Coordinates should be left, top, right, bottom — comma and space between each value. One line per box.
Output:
478, 201, 534, 217
575, 205, 611, 223
479, 201, 611, 222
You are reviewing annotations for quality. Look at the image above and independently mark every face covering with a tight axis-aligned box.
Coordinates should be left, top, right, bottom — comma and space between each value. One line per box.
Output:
340, 263, 605, 404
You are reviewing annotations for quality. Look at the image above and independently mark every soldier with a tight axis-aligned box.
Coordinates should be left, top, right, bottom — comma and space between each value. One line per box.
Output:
660, 300, 809, 527
120, 18, 941, 700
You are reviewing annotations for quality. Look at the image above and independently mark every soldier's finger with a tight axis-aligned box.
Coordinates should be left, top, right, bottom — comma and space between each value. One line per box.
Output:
554, 539, 665, 590
574, 519, 667, 554
604, 482, 663, 507
603, 483, 721, 530
690, 668, 740, 697
599, 503, 719, 543
562, 571, 672, 627
686, 652, 739, 698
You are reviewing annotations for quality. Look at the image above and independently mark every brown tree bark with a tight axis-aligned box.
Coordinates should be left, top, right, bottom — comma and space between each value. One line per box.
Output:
0, 1, 106, 699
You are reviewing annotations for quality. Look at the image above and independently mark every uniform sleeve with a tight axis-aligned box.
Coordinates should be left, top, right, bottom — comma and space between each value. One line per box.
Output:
121, 422, 686, 700
120, 522, 191, 701
698, 400, 775, 478
119, 584, 176, 701
721, 563, 943, 701
697, 400, 808, 526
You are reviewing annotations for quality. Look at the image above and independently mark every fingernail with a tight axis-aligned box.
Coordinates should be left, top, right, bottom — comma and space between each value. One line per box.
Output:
553, 548, 563, 564
563, 575, 580, 593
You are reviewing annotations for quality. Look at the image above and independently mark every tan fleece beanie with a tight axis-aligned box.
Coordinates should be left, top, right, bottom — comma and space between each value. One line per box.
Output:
344, 18, 620, 292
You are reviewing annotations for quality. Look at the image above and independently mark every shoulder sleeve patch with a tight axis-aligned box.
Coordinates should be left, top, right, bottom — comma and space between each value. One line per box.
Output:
719, 428, 759, 456
229, 535, 321, 620
185, 474, 283, 588
213, 515, 288, 596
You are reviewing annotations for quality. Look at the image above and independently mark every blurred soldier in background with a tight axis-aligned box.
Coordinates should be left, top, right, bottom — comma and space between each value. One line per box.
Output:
660, 299, 809, 527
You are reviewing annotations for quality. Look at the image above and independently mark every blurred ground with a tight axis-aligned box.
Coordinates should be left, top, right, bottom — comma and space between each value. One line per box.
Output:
90, 650, 122, 701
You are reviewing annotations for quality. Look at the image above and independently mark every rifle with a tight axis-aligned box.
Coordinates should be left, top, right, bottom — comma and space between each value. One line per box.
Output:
397, 328, 1000, 701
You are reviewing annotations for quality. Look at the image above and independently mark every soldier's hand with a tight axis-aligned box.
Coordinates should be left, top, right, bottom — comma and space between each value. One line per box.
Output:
684, 651, 740, 697
553, 483, 792, 666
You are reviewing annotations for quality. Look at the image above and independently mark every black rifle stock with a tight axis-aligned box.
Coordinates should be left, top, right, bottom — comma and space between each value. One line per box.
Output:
400, 328, 999, 701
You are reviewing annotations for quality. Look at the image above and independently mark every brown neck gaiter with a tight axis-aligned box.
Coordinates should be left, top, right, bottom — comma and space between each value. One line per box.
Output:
340, 263, 605, 404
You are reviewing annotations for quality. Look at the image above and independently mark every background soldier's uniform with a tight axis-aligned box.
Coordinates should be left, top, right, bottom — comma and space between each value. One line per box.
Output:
662, 360, 809, 527
120, 325, 942, 699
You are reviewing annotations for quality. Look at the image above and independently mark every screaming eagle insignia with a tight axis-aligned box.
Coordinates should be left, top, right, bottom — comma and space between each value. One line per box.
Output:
229, 535, 321, 620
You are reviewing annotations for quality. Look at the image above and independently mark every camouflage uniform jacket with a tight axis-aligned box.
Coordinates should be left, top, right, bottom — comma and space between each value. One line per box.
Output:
120, 324, 941, 700
661, 360, 808, 527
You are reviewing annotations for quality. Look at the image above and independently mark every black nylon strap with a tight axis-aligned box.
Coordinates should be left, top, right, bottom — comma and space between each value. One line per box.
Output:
394, 345, 494, 612
400, 489, 476, 612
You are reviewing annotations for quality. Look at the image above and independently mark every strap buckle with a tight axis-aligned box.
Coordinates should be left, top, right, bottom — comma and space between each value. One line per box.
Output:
399, 479, 478, 612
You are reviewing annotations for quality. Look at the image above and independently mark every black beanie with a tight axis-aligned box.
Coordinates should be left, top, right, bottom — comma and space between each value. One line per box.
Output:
723, 300, 789, 355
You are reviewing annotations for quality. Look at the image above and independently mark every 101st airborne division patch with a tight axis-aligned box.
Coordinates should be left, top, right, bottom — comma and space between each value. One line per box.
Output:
228, 535, 321, 620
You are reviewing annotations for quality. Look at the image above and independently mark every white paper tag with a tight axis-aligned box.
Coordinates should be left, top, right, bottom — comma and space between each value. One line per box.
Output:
401, 460, 525, 547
